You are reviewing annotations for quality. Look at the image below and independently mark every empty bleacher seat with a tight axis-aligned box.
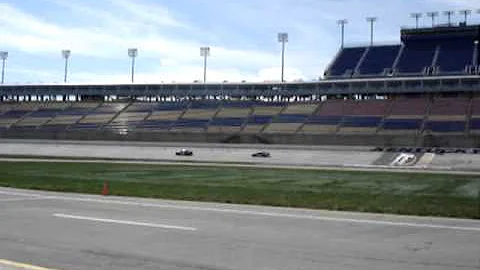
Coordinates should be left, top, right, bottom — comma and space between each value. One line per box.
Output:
357, 45, 401, 76
342, 116, 382, 127
388, 98, 428, 117
396, 43, 436, 74
208, 117, 245, 133
275, 114, 308, 123
327, 47, 366, 77
470, 118, 480, 133
382, 119, 422, 130
436, 39, 473, 74
428, 97, 468, 118
171, 119, 209, 132
425, 121, 465, 133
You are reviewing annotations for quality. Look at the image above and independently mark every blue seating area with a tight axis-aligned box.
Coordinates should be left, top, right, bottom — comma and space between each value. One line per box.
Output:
327, 47, 365, 77
151, 102, 187, 111
382, 119, 422, 130
222, 101, 255, 108
358, 45, 400, 75
436, 40, 473, 73
307, 116, 343, 125
470, 119, 480, 130
174, 119, 209, 128
396, 43, 436, 74
425, 121, 465, 132
248, 115, 273, 124
275, 114, 309, 123
138, 120, 174, 129
0, 110, 30, 118
342, 116, 382, 127
29, 109, 63, 117
210, 117, 245, 127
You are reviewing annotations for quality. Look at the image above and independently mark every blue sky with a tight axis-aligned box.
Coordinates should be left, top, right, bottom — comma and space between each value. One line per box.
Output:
0, 0, 478, 84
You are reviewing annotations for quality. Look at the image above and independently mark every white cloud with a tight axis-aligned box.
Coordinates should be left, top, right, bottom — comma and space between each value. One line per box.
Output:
0, 1, 303, 83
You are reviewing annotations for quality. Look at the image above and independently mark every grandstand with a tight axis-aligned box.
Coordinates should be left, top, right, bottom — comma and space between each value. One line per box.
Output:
1, 23, 480, 147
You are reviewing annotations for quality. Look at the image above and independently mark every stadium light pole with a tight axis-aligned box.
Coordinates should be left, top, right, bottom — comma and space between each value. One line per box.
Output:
410, 13, 422, 29
128, 48, 138, 83
474, 40, 479, 66
337, 19, 348, 48
0, 51, 7, 85
366, 17, 377, 46
459, 10, 472, 25
443, 11, 454, 26
61, 50, 71, 83
200, 47, 210, 83
426, 11, 439, 27
277, 32, 288, 83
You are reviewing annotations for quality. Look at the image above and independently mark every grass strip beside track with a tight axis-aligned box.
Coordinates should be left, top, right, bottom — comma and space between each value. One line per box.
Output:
0, 161, 479, 219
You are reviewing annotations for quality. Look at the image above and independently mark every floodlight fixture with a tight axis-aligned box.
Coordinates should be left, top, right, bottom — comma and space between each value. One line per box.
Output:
0, 51, 8, 84
426, 11, 439, 27
475, 40, 479, 66
200, 47, 210, 83
459, 9, 472, 25
443, 11, 455, 26
128, 48, 138, 83
410, 13, 422, 28
366, 17, 377, 46
337, 19, 348, 47
61, 50, 71, 83
277, 32, 288, 83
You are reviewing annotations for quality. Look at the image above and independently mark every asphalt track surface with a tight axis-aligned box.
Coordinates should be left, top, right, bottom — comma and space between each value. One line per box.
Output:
1, 187, 480, 270
2, 139, 480, 173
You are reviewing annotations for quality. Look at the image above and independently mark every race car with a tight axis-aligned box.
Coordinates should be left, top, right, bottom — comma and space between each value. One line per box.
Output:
251, 151, 271, 158
176, 149, 193, 156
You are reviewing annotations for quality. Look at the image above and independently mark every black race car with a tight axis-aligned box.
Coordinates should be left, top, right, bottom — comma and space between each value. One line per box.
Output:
176, 149, 193, 156
252, 151, 271, 158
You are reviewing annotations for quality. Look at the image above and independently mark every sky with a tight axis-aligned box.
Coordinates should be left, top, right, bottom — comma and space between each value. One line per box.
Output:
0, 0, 479, 84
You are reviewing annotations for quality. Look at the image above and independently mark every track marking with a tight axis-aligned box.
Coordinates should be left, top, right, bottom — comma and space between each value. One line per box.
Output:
53, 213, 197, 231
1, 189, 479, 232
0, 197, 51, 203
0, 259, 57, 270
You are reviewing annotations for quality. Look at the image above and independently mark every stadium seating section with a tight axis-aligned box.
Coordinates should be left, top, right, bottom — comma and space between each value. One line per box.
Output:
325, 31, 477, 78
1, 96, 476, 135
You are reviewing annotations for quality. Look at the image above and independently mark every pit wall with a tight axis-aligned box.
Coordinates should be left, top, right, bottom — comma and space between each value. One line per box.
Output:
0, 130, 479, 148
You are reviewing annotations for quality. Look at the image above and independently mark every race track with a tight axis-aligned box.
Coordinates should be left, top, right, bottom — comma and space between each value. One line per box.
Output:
1, 139, 480, 172
1, 139, 480, 269
1, 187, 480, 270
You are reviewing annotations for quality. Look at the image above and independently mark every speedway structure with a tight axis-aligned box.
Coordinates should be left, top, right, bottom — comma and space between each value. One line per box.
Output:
1, 24, 480, 147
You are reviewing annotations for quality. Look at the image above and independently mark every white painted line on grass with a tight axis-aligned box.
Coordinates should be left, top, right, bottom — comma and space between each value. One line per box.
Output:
53, 213, 197, 231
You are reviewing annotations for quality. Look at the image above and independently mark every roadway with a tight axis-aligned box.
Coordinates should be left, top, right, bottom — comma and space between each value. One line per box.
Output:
2, 139, 480, 172
1, 187, 480, 270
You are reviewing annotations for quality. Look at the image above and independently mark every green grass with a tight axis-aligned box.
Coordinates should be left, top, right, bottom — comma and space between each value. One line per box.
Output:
0, 161, 479, 219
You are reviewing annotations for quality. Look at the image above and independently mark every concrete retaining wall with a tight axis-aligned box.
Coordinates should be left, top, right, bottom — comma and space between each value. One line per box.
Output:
0, 130, 478, 147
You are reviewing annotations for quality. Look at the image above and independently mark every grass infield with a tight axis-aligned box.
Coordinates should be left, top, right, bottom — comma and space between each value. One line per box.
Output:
0, 161, 479, 219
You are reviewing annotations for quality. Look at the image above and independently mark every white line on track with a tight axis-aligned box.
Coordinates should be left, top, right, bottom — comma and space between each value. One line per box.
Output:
0, 197, 51, 203
2, 189, 480, 232
53, 213, 197, 231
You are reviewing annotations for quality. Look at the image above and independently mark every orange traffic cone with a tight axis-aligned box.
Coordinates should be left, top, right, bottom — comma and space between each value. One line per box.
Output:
102, 181, 109, 196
